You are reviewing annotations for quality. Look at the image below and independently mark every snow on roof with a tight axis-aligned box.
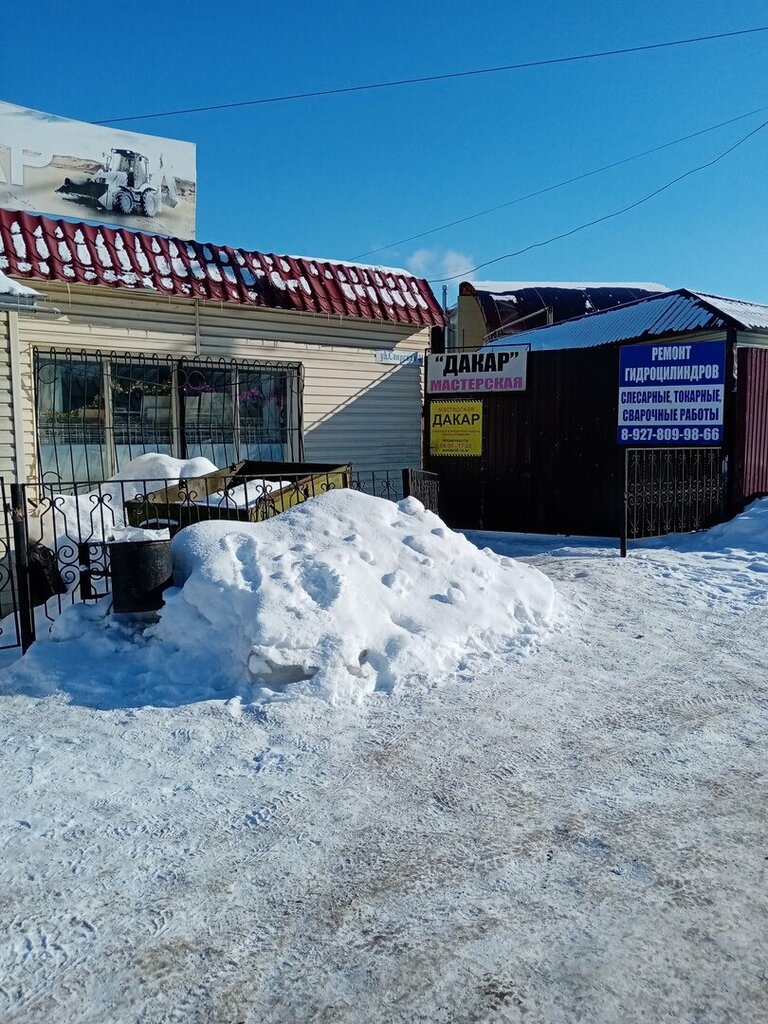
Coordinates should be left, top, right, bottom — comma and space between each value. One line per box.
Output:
471, 280, 670, 295
0, 209, 444, 328
0, 268, 39, 299
483, 288, 768, 352
286, 254, 411, 276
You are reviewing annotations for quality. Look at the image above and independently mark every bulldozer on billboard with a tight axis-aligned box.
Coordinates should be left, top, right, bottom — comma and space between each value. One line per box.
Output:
56, 148, 178, 219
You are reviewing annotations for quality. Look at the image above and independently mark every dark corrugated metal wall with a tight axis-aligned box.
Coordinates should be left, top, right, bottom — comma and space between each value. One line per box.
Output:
427, 348, 624, 535
735, 346, 768, 505
428, 341, 767, 535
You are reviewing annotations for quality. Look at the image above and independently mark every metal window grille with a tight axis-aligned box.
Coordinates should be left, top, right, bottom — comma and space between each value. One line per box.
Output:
34, 349, 305, 486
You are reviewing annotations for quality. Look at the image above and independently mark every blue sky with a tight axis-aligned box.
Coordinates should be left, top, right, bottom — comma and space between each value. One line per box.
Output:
4, 1, 768, 301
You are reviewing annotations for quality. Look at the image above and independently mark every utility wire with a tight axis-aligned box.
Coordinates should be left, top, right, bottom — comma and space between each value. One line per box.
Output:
429, 115, 768, 283
351, 103, 768, 260
96, 26, 768, 124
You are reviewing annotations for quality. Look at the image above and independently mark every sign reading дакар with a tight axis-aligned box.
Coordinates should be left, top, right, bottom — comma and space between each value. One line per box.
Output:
427, 348, 527, 395
429, 400, 483, 456
618, 339, 726, 446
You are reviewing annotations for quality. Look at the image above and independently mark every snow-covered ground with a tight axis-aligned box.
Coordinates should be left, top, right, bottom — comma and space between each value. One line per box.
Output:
1, 498, 766, 1022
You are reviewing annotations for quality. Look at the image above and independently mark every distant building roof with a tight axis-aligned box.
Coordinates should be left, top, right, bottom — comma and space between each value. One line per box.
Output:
0, 209, 445, 328
471, 280, 669, 293
461, 280, 668, 337
483, 288, 768, 352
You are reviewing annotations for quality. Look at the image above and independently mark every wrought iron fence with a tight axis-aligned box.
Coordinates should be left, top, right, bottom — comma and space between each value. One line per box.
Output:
0, 481, 21, 650
402, 468, 439, 513
623, 446, 725, 542
1, 465, 438, 651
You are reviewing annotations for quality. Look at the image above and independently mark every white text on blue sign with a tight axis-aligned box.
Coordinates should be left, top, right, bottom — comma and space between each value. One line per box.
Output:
617, 340, 726, 446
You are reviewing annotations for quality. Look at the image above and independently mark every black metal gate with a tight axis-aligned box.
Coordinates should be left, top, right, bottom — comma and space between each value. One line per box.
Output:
624, 447, 725, 541
0, 479, 21, 650
402, 468, 440, 514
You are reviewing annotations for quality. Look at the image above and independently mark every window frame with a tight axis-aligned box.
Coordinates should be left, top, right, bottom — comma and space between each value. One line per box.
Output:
33, 348, 305, 485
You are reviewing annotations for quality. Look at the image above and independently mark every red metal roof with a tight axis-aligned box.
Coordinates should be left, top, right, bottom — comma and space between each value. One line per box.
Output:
0, 209, 444, 328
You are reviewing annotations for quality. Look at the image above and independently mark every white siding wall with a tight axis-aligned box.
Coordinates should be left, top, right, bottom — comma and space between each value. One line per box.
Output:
16, 283, 430, 480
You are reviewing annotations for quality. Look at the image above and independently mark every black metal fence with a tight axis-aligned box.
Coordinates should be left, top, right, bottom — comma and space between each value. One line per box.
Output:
0, 484, 23, 652
0, 466, 440, 652
402, 468, 439, 512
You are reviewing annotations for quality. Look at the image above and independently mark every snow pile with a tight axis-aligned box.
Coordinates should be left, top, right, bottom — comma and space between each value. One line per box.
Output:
33, 453, 218, 549
156, 489, 561, 702
5, 490, 561, 707
110, 452, 218, 487
679, 498, 768, 552
0, 269, 39, 298
643, 498, 768, 554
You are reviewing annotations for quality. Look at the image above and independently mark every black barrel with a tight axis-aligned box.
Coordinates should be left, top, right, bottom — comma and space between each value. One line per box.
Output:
109, 539, 173, 613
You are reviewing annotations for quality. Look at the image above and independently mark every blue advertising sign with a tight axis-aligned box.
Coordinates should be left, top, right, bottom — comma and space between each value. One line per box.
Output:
617, 339, 726, 446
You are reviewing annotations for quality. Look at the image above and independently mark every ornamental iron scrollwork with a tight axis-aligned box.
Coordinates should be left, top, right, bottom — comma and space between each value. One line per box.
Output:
7, 467, 411, 640
625, 447, 725, 540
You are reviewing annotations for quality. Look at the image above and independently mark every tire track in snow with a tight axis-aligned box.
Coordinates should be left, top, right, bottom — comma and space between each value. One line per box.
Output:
0, 539, 766, 1021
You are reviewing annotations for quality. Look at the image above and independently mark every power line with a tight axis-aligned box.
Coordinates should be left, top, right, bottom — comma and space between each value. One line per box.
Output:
350, 103, 768, 260
96, 26, 768, 125
429, 115, 768, 283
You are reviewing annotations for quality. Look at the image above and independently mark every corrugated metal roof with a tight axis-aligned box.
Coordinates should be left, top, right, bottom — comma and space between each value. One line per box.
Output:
0, 209, 445, 328
693, 292, 768, 331
483, 288, 768, 352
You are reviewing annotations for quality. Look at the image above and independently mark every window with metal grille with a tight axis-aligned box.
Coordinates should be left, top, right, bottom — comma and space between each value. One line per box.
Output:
34, 349, 304, 484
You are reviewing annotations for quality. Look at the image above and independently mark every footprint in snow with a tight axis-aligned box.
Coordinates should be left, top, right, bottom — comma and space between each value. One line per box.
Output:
390, 613, 426, 636
381, 570, 410, 595
402, 534, 431, 556
298, 561, 342, 608
431, 586, 465, 605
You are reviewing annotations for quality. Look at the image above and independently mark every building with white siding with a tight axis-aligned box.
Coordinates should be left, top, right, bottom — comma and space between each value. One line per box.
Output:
0, 210, 444, 486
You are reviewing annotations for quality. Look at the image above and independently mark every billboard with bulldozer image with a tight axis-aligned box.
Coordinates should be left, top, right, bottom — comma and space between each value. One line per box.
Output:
0, 100, 196, 237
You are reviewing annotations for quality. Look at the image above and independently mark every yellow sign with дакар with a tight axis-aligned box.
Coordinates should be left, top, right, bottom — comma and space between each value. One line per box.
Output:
429, 399, 483, 456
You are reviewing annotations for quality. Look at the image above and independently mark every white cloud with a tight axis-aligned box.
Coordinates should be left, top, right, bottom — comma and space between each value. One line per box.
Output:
441, 249, 475, 280
405, 248, 432, 276
406, 248, 474, 281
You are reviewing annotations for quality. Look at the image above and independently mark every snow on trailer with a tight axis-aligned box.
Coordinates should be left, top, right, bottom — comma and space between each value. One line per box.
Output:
15, 456, 353, 627
123, 461, 352, 535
